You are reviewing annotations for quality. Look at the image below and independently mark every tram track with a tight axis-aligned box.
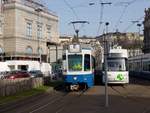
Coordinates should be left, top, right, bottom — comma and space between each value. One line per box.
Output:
53, 90, 86, 113
110, 85, 128, 98
24, 91, 79, 113
110, 76, 150, 98
1, 88, 85, 113
110, 84, 150, 113
28, 91, 69, 113
0, 77, 88, 113
1, 91, 68, 113
3, 89, 87, 113
110, 85, 142, 102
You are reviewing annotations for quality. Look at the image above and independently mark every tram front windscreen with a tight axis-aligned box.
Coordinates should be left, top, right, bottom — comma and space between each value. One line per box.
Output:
68, 55, 82, 71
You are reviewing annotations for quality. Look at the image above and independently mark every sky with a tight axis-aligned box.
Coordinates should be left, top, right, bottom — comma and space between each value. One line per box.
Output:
41, 0, 150, 37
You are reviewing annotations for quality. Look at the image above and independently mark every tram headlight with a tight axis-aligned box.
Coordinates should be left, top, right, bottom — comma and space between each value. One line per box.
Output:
73, 76, 77, 80
84, 78, 87, 81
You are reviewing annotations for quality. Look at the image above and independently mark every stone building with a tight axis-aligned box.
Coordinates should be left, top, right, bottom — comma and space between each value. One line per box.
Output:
143, 8, 150, 53
0, 0, 59, 62
97, 32, 144, 57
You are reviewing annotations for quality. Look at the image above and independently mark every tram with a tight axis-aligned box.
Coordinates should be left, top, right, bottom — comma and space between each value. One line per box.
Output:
63, 44, 95, 90
102, 47, 129, 84
128, 53, 150, 79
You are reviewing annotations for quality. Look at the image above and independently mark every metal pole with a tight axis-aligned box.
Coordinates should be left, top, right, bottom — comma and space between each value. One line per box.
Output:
38, 12, 42, 70
49, 46, 51, 63
75, 29, 79, 39
104, 22, 109, 107
137, 23, 141, 35
35, 8, 43, 69
56, 45, 58, 62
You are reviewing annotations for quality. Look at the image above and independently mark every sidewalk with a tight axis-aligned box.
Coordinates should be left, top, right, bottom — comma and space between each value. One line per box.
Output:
76, 86, 150, 113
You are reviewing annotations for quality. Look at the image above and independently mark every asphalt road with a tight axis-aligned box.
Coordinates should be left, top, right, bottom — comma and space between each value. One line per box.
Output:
1, 77, 150, 113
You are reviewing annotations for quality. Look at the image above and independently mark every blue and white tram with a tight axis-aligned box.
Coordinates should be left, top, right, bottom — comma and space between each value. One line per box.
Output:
63, 44, 95, 90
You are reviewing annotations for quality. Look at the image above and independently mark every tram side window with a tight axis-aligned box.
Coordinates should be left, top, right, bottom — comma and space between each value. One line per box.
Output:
84, 54, 90, 71
92, 56, 95, 69
8, 65, 15, 71
143, 61, 149, 71
63, 55, 66, 60
125, 59, 128, 71
128, 63, 132, 71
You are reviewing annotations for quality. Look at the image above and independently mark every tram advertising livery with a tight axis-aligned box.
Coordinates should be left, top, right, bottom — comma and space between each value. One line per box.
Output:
63, 44, 95, 91
102, 48, 129, 84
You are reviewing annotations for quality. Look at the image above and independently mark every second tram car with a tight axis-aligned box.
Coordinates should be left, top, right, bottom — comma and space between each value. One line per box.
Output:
102, 48, 129, 84
128, 53, 150, 78
63, 44, 95, 90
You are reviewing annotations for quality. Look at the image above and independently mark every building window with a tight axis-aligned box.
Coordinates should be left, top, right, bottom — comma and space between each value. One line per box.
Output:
26, 22, 32, 37
0, 47, 3, 53
37, 47, 43, 54
3, 0, 9, 4
0, 21, 2, 34
47, 26, 51, 39
26, 46, 33, 54
37, 24, 42, 39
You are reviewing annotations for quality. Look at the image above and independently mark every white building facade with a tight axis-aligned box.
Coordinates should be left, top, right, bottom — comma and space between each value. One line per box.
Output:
0, 0, 59, 62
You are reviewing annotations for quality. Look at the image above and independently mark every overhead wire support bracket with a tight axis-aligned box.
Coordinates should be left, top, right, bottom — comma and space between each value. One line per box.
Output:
69, 21, 89, 43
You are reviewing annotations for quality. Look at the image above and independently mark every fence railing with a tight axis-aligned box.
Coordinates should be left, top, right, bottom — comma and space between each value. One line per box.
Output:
0, 78, 43, 96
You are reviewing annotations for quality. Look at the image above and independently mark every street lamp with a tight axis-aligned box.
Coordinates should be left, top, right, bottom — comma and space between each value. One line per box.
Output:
137, 23, 142, 35
104, 22, 109, 107
137, 23, 143, 55
89, 1, 111, 107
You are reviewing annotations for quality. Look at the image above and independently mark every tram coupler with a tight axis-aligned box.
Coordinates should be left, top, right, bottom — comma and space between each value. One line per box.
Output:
70, 85, 79, 91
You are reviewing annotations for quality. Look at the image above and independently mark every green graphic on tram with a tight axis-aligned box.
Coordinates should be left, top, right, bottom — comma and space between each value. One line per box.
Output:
116, 74, 124, 81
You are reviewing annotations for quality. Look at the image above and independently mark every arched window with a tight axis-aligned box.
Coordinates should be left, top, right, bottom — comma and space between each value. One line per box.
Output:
26, 46, 33, 54
0, 47, 3, 53
37, 47, 43, 54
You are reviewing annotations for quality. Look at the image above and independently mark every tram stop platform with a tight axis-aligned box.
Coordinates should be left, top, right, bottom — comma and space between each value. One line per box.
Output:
66, 85, 150, 113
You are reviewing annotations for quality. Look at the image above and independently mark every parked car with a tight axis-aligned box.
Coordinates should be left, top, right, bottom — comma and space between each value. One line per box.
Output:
5, 71, 31, 79
51, 70, 63, 80
0, 71, 8, 79
51, 72, 58, 80
29, 70, 44, 78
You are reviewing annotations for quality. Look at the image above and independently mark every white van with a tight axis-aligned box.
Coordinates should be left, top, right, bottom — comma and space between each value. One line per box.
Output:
41, 63, 52, 76
6, 60, 52, 77
0, 62, 10, 79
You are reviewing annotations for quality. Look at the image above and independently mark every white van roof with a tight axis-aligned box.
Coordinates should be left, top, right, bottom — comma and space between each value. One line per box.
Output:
0, 62, 10, 71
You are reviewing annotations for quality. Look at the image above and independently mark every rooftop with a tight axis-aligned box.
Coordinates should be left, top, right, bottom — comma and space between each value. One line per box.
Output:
2, 0, 57, 17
